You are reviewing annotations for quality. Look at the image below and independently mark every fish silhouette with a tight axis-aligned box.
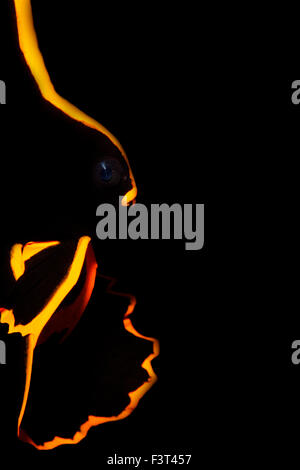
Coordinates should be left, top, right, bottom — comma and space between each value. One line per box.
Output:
0, 0, 158, 450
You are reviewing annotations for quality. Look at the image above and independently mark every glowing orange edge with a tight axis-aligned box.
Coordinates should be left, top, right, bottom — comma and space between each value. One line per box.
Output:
1, 237, 93, 437
0, 240, 159, 450
13, 0, 137, 206
20, 274, 160, 451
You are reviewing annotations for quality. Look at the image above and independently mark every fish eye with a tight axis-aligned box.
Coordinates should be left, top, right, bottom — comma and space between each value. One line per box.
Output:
99, 161, 113, 182
94, 157, 128, 188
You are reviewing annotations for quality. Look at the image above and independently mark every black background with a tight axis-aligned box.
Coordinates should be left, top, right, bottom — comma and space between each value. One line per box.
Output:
0, 1, 216, 466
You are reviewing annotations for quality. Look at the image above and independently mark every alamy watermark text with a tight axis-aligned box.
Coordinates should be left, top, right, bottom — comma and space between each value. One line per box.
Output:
96, 199, 204, 251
